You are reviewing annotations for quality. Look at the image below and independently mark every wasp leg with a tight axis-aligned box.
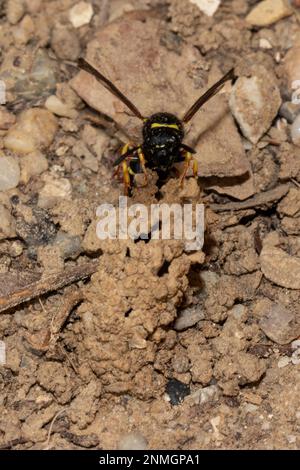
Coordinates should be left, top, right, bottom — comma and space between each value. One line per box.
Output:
179, 151, 198, 187
181, 143, 197, 154
137, 148, 148, 185
192, 158, 198, 177
122, 160, 132, 195
179, 151, 192, 187
113, 144, 139, 167
113, 164, 121, 180
114, 144, 145, 194
119, 144, 131, 195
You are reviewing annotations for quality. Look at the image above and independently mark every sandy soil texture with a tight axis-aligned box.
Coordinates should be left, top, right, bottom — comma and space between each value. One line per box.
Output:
0, 0, 300, 450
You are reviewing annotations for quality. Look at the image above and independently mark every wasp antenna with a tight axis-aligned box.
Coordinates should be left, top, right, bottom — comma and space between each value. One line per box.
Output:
78, 58, 145, 121
182, 68, 236, 123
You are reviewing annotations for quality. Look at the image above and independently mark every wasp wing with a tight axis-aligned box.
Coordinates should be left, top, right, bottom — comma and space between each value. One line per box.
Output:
182, 68, 235, 123
78, 58, 145, 120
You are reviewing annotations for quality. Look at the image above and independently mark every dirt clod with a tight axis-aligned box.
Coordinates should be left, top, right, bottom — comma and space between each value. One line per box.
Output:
0, 0, 299, 451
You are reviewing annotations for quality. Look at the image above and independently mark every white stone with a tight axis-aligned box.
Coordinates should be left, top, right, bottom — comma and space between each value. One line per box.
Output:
291, 349, 300, 365
0, 155, 20, 191
190, 0, 221, 17
4, 108, 57, 154
69, 1, 93, 28
174, 306, 205, 331
259, 38, 272, 49
277, 356, 291, 368
186, 385, 219, 405
291, 340, 300, 350
45, 95, 78, 119
246, 0, 292, 27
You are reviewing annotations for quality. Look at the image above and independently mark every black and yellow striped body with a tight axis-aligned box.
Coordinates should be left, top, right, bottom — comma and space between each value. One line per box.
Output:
114, 113, 198, 194
142, 112, 184, 174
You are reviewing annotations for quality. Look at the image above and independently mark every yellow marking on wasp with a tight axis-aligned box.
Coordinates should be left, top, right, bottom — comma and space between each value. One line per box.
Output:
121, 143, 129, 155
180, 151, 192, 188
122, 161, 130, 186
151, 123, 179, 130
138, 148, 148, 184
193, 159, 198, 177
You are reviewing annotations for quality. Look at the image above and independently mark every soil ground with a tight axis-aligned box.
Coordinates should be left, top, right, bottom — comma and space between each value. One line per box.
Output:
0, 0, 300, 450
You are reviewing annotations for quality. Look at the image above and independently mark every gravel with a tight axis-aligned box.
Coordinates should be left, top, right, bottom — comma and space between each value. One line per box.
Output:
0, 155, 20, 191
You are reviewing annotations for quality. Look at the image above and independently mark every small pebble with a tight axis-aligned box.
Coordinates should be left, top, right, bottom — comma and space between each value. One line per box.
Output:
0, 107, 16, 130
13, 14, 35, 45
38, 175, 72, 209
0, 204, 16, 239
243, 391, 262, 405
244, 403, 258, 414
279, 102, 300, 124
189, 0, 221, 16
259, 38, 272, 49
291, 349, 300, 365
82, 125, 109, 160
19, 151, 48, 184
229, 71, 281, 144
118, 432, 148, 451
51, 26, 81, 61
284, 45, 300, 90
1, 49, 58, 102
4, 108, 57, 154
259, 302, 300, 344
246, 0, 292, 27
261, 421, 271, 431
6, 0, 25, 25
54, 232, 81, 260
286, 435, 296, 444
231, 304, 247, 321
277, 188, 300, 217
277, 356, 291, 368
260, 242, 300, 290
45, 95, 78, 119
0, 155, 20, 191
291, 340, 300, 350
186, 385, 219, 405
174, 305, 205, 331
9, 240, 23, 257
291, 114, 300, 147
72, 141, 98, 172
69, 1, 94, 28
108, 2, 134, 22
210, 415, 221, 432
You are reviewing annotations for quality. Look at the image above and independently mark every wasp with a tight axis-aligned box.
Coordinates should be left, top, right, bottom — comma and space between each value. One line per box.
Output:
78, 58, 235, 195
